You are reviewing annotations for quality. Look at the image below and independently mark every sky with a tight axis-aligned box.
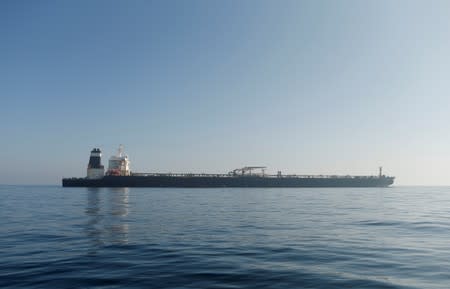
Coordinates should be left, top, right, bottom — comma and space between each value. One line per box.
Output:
1, 0, 450, 185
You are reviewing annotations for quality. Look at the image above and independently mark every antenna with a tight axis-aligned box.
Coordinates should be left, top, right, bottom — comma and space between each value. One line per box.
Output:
118, 144, 124, 157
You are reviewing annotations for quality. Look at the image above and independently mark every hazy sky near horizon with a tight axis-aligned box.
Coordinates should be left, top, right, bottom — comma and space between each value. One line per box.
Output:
2, 0, 450, 185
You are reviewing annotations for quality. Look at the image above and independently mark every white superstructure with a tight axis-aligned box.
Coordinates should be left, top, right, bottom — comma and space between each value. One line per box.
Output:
106, 145, 131, 176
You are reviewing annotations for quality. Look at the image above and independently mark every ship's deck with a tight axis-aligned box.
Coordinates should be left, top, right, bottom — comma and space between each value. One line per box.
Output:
130, 172, 390, 179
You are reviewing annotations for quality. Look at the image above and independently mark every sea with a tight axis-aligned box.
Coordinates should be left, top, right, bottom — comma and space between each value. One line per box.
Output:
1, 185, 450, 289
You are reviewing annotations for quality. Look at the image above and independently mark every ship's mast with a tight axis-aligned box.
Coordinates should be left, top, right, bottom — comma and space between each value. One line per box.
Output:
118, 144, 124, 157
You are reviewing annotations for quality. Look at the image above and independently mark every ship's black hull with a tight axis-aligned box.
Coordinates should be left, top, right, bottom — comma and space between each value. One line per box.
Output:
62, 175, 394, 188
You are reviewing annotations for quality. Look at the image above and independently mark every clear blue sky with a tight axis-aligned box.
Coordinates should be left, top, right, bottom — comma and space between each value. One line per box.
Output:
2, 0, 450, 185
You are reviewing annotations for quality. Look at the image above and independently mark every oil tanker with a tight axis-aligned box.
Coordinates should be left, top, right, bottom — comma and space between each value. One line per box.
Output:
62, 146, 395, 188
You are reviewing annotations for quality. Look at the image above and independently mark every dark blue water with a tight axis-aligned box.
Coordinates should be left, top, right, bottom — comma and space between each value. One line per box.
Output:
1, 186, 450, 288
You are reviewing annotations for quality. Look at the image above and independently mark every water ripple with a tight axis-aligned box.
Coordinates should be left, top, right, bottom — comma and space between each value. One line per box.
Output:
1, 186, 450, 288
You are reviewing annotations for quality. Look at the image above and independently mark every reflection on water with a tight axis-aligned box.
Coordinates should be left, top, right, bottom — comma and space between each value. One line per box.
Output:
85, 188, 103, 252
106, 188, 129, 244
85, 188, 129, 254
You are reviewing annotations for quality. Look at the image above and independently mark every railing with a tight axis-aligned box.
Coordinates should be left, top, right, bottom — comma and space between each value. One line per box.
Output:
130, 172, 389, 179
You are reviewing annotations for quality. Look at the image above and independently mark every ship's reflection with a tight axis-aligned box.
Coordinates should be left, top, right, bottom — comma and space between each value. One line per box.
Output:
85, 187, 130, 254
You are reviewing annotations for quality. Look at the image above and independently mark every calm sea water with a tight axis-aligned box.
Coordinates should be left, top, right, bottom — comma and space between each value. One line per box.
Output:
1, 186, 450, 288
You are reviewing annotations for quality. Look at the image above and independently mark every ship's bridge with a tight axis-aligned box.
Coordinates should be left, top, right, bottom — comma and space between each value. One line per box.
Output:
106, 145, 131, 176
